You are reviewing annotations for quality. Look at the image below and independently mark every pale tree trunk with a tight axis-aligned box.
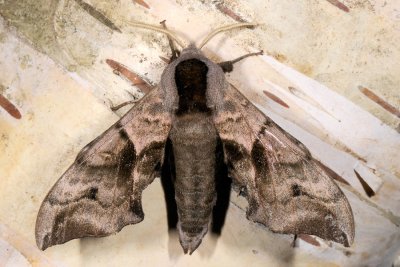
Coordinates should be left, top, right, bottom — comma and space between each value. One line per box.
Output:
0, 1, 399, 266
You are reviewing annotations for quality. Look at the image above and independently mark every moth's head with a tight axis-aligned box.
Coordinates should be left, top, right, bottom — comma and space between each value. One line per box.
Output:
159, 43, 228, 115
179, 43, 203, 57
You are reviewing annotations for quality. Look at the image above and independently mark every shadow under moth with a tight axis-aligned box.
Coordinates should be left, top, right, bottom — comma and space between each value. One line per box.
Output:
35, 22, 355, 254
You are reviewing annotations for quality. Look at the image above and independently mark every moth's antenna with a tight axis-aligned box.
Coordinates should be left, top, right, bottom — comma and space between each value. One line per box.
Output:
198, 22, 259, 49
123, 21, 188, 48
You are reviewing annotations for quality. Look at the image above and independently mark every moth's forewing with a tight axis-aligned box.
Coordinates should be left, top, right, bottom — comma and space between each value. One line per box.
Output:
213, 84, 355, 247
35, 87, 172, 250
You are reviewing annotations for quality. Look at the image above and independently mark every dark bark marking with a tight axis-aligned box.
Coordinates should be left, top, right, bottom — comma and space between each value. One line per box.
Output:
133, 0, 150, 9
106, 59, 152, 94
74, 0, 121, 32
215, 2, 247, 22
354, 169, 375, 197
359, 86, 400, 119
0, 94, 21, 119
263, 90, 290, 108
325, 0, 350, 12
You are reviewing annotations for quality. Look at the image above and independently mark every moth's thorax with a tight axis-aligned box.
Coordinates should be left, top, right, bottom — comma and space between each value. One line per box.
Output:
175, 58, 210, 115
160, 46, 228, 114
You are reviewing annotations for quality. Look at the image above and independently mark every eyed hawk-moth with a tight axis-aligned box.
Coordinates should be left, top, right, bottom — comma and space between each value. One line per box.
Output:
35, 22, 354, 255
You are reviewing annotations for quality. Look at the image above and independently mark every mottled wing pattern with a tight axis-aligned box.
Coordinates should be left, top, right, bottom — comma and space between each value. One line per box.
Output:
214, 85, 354, 246
36, 87, 172, 250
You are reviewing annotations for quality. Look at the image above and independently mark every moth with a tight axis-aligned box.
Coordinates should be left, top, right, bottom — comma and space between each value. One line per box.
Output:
35, 22, 355, 254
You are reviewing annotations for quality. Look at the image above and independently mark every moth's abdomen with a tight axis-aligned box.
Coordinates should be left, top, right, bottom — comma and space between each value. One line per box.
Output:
169, 113, 217, 254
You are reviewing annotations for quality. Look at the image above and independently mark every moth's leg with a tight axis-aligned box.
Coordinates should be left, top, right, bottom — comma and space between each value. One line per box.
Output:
111, 99, 138, 111
292, 234, 298, 248
160, 20, 180, 61
218, 50, 263, 73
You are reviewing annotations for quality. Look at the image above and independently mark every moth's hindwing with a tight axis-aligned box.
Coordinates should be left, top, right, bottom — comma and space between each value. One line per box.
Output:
35, 87, 172, 250
214, 84, 355, 246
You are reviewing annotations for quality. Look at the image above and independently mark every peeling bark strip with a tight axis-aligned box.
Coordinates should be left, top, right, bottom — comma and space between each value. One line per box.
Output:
359, 86, 400, 119
325, 0, 350, 12
74, 0, 121, 32
0, 94, 21, 119
298, 234, 321, 246
106, 59, 152, 94
316, 161, 350, 185
354, 170, 375, 197
133, 0, 150, 9
288, 86, 340, 122
263, 90, 289, 108
215, 3, 246, 22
